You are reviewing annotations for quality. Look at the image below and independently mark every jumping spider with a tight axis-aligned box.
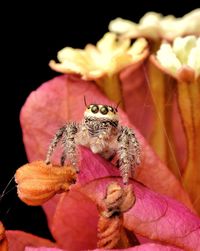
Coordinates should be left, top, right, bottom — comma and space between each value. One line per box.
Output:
45, 103, 140, 184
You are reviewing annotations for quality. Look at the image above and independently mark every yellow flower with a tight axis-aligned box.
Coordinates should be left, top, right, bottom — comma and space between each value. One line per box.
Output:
156, 36, 200, 81
49, 32, 148, 79
109, 9, 200, 41
151, 35, 200, 214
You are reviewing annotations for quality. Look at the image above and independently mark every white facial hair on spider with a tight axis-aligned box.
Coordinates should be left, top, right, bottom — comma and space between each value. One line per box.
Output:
45, 104, 140, 184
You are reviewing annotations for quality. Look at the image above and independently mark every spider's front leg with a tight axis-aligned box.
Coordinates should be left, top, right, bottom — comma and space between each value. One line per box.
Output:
45, 123, 79, 172
61, 122, 79, 172
45, 125, 67, 165
117, 126, 141, 184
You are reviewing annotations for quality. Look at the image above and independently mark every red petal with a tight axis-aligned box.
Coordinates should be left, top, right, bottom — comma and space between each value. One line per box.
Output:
6, 230, 56, 251
51, 191, 98, 251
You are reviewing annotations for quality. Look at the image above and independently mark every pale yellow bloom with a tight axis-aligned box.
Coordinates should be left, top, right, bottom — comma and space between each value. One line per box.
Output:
156, 36, 200, 80
109, 9, 200, 41
49, 32, 148, 80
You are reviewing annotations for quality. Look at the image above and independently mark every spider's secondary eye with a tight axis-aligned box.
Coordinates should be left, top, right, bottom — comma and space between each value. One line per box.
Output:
91, 105, 99, 113
109, 106, 114, 112
100, 106, 108, 115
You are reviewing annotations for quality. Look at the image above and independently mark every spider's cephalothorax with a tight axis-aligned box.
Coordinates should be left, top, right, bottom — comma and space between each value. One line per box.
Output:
45, 103, 140, 184
83, 104, 119, 136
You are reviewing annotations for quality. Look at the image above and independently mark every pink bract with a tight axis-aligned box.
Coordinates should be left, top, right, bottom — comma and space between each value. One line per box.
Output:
20, 74, 192, 208
17, 74, 200, 251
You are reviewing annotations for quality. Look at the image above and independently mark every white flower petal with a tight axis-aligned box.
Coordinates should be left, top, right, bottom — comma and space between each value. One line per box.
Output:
49, 32, 148, 79
108, 18, 137, 34
156, 43, 181, 74
173, 36, 197, 65
109, 9, 200, 40
188, 38, 200, 76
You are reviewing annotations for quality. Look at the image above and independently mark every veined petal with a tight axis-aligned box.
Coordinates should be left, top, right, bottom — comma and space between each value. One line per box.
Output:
78, 177, 200, 251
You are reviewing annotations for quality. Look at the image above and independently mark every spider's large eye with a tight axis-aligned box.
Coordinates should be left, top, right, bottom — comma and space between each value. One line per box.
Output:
91, 105, 99, 113
100, 106, 108, 115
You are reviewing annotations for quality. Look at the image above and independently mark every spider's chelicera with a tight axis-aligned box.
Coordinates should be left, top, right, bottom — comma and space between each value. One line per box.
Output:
45, 104, 140, 184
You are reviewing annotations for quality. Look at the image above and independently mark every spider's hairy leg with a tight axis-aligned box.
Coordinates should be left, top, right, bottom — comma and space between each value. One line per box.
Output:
117, 126, 140, 184
45, 125, 66, 165
61, 122, 79, 172
60, 148, 67, 166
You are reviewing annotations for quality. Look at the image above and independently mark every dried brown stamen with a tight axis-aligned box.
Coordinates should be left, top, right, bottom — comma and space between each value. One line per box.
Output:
97, 182, 138, 249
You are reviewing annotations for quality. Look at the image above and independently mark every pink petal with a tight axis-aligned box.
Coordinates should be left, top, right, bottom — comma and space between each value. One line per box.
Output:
77, 149, 200, 250
20, 75, 192, 208
51, 190, 98, 251
20, 74, 193, 240
6, 230, 56, 251
25, 243, 183, 251
78, 147, 192, 210
92, 243, 183, 250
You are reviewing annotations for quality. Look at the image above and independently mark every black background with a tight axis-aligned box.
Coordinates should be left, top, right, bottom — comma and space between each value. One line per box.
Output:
1, 1, 199, 241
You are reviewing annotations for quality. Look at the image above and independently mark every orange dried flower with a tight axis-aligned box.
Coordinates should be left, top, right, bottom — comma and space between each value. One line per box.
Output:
15, 160, 76, 205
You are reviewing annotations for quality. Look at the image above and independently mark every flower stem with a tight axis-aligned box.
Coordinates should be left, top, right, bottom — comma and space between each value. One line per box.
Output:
95, 74, 124, 108
178, 79, 200, 213
148, 61, 181, 178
